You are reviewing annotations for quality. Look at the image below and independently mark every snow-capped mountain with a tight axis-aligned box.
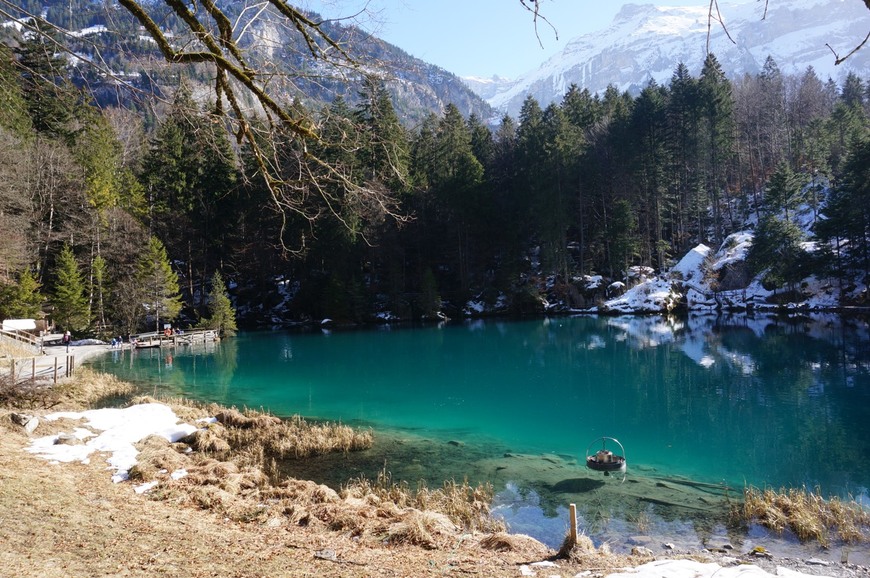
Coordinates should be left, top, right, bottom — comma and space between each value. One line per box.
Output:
475, 0, 870, 117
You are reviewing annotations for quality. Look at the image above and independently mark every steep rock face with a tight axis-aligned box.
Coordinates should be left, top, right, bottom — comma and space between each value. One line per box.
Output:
480, 0, 870, 117
16, 0, 493, 126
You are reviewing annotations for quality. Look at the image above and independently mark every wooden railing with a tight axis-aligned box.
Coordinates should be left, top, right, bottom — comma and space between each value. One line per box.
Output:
1, 354, 75, 385
130, 328, 219, 349
0, 328, 42, 354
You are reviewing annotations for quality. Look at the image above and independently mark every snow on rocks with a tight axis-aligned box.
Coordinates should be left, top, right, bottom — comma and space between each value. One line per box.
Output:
601, 277, 681, 314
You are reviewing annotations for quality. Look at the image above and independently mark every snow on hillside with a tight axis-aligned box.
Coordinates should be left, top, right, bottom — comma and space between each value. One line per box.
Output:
597, 227, 865, 315
482, 0, 870, 117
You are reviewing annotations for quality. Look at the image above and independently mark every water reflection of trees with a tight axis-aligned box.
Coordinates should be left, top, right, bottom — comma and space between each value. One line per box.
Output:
93, 339, 239, 400
600, 313, 870, 495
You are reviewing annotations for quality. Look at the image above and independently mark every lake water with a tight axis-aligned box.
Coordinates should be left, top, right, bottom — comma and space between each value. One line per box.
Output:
88, 313, 870, 555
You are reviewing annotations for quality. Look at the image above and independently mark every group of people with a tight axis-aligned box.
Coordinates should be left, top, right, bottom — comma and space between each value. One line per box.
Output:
110, 336, 124, 348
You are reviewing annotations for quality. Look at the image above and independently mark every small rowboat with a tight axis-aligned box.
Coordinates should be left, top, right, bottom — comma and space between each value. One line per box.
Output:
585, 437, 626, 475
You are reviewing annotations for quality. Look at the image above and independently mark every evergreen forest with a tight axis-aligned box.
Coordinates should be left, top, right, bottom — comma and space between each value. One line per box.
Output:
1, 24, 869, 335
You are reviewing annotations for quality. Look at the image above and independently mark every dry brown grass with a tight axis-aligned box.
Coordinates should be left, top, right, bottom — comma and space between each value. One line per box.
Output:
56, 368, 136, 406
127, 435, 189, 482
0, 340, 34, 359
738, 486, 870, 547
342, 469, 507, 535
480, 531, 549, 555
182, 423, 232, 453
555, 532, 652, 572
1, 367, 135, 410
130, 398, 374, 467
229, 412, 374, 459
385, 510, 456, 548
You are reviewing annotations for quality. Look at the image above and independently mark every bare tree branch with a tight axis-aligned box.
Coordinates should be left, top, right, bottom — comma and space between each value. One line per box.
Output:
706, 0, 737, 54
827, 29, 870, 65
519, 0, 558, 49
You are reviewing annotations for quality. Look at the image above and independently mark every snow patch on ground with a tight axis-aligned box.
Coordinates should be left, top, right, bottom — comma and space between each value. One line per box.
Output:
27, 403, 198, 483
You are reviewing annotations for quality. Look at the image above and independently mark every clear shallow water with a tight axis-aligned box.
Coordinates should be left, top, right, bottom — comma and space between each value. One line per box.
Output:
89, 313, 870, 552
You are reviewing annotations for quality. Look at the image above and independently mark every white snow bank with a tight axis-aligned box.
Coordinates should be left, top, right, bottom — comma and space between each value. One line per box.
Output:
603, 277, 680, 313
712, 232, 753, 272
27, 403, 198, 483
671, 243, 710, 282
605, 559, 832, 578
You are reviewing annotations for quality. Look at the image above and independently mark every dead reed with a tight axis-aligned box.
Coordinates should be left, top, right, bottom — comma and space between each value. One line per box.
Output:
738, 486, 870, 547
59, 368, 135, 406
205, 407, 374, 461
342, 469, 506, 534
1, 367, 135, 409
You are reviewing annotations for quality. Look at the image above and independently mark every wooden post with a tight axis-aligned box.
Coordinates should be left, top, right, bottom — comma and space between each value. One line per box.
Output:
10, 359, 14, 381
70, 355, 75, 376
53, 357, 58, 384
31, 358, 36, 383
569, 503, 577, 545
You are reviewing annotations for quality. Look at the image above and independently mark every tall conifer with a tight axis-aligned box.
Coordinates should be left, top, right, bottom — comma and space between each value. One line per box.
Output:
137, 236, 182, 332
52, 244, 89, 332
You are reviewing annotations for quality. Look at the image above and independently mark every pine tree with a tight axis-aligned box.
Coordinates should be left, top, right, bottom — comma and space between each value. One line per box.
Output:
840, 73, 865, 110
609, 200, 639, 279
52, 244, 90, 332
515, 96, 547, 245
561, 86, 601, 274
0, 44, 33, 137
201, 270, 237, 337
748, 215, 807, 293
91, 253, 108, 334
76, 111, 123, 217
360, 77, 410, 188
818, 136, 870, 277
630, 81, 669, 269
698, 53, 735, 243
467, 113, 494, 170
665, 62, 701, 247
4, 268, 44, 319
765, 161, 804, 223
14, 24, 80, 140
137, 236, 182, 332
537, 102, 579, 277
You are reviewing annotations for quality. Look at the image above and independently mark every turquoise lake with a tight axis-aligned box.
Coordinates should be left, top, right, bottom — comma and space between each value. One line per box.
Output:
88, 313, 870, 553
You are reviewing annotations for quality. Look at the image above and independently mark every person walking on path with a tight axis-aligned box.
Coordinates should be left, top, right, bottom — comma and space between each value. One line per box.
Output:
62, 331, 71, 352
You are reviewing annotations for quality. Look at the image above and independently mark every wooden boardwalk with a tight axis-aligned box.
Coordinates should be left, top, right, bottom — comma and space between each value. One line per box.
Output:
0, 328, 220, 385
130, 329, 220, 349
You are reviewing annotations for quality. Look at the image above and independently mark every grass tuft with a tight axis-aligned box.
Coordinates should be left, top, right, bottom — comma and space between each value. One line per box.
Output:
737, 486, 870, 547
342, 469, 506, 534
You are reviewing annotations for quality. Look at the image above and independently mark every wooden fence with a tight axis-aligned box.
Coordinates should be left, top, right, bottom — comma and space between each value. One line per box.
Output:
2, 355, 76, 385
130, 328, 219, 349
0, 328, 42, 354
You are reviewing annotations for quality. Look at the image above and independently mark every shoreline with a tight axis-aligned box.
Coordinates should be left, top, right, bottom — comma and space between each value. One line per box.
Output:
3, 363, 868, 576
71, 335, 870, 567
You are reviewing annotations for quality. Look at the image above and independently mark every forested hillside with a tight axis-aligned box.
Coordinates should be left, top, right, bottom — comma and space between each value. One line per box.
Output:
0, 5, 868, 334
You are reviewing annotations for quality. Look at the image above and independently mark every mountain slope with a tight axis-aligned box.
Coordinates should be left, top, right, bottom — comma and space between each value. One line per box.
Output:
4, 1, 493, 126
480, 0, 870, 117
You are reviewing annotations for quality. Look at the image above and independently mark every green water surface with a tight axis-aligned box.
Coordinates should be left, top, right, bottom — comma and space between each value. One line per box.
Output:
89, 313, 870, 550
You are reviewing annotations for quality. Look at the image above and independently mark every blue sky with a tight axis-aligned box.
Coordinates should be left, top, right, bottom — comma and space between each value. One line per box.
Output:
300, 0, 709, 78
